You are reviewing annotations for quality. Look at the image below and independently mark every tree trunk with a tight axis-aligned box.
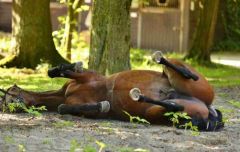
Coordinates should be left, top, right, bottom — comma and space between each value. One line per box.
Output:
88, 0, 132, 75
62, 0, 83, 61
2, 0, 68, 68
185, 0, 220, 64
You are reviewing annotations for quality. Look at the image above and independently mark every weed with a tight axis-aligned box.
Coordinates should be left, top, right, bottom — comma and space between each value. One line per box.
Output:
53, 120, 75, 128
4, 136, 15, 144
164, 112, 191, 127
18, 144, 26, 152
95, 140, 106, 152
228, 100, 240, 108
83, 145, 96, 152
164, 111, 200, 136
123, 111, 150, 125
69, 139, 81, 152
5, 102, 46, 117
180, 121, 200, 136
42, 139, 52, 145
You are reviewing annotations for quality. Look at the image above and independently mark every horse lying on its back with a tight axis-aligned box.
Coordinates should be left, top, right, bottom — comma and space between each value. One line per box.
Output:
0, 52, 224, 131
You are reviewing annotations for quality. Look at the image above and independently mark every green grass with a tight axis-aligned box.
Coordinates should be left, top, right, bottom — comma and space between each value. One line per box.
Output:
193, 63, 240, 87
0, 49, 239, 91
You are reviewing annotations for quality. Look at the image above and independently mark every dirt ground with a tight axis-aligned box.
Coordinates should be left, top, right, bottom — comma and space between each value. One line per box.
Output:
0, 86, 239, 152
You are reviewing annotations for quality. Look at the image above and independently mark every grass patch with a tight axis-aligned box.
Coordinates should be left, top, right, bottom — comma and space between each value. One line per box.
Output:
53, 120, 75, 128
193, 64, 240, 87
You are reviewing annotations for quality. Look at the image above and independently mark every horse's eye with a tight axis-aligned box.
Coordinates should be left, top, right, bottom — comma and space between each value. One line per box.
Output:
10, 87, 18, 92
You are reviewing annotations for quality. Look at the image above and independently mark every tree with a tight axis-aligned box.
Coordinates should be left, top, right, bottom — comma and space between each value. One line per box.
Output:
0, 0, 68, 68
185, 0, 220, 64
61, 0, 83, 61
88, 0, 132, 75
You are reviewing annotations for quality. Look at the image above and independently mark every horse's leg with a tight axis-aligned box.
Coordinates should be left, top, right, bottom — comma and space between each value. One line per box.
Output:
48, 62, 84, 78
58, 101, 110, 118
152, 51, 214, 105
58, 70, 106, 83
147, 100, 223, 131
130, 88, 223, 131
143, 99, 224, 131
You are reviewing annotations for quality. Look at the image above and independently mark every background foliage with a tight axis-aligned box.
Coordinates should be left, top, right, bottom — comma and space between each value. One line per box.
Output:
213, 0, 240, 52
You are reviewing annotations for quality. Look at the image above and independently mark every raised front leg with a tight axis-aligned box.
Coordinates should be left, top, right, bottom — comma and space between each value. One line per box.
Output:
58, 101, 110, 118
129, 88, 184, 112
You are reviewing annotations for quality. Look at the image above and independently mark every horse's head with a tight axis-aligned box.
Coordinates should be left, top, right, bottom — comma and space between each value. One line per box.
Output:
0, 84, 28, 112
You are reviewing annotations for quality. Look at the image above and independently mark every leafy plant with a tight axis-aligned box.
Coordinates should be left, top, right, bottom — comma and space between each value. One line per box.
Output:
164, 112, 191, 127
180, 121, 200, 136
24, 105, 47, 117
6, 102, 47, 117
123, 110, 150, 125
164, 111, 200, 135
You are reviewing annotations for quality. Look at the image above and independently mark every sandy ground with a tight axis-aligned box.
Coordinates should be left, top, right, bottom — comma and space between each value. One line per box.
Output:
0, 86, 239, 152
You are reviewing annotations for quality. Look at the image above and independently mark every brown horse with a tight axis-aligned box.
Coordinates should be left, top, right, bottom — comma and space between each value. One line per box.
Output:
0, 52, 223, 131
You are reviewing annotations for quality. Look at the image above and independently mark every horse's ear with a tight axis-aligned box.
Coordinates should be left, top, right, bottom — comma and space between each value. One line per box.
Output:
13, 83, 19, 88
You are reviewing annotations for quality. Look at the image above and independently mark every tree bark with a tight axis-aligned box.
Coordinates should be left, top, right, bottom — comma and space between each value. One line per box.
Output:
185, 0, 220, 64
88, 0, 132, 75
1, 0, 68, 68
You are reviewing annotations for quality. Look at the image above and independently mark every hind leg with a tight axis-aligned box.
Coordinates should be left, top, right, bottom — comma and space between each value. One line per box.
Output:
152, 51, 214, 105
163, 60, 214, 105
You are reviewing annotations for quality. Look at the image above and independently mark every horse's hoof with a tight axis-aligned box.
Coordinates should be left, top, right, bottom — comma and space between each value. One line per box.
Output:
208, 105, 218, 117
58, 104, 69, 115
48, 67, 61, 78
98, 101, 110, 113
152, 51, 164, 63
129, 88, 141, 101
74, 62, 83, 73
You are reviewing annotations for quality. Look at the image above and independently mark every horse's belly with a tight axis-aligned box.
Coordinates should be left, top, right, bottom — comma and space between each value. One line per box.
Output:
107, 70, 172, 117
